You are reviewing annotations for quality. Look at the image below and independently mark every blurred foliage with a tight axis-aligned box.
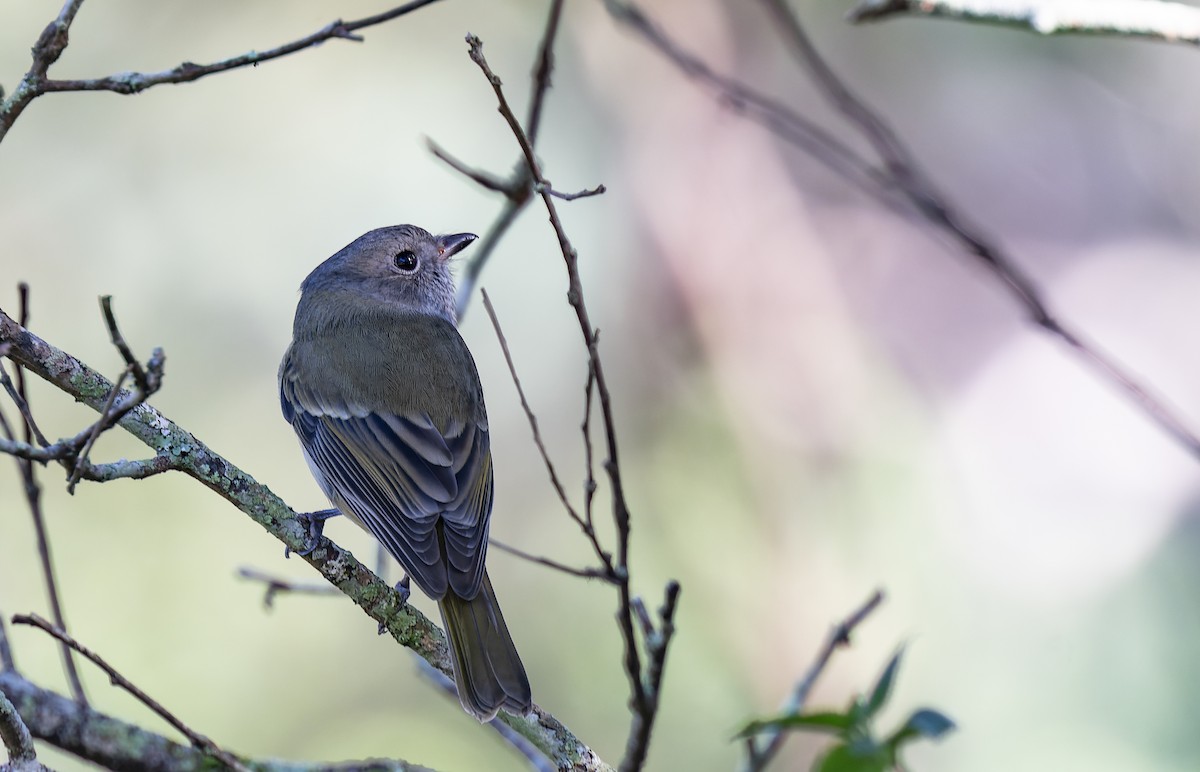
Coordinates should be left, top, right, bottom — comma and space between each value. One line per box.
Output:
739, 646, 955, 772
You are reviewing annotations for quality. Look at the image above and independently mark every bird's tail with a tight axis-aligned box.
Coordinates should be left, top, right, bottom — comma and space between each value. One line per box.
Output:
438, 570, 532, 721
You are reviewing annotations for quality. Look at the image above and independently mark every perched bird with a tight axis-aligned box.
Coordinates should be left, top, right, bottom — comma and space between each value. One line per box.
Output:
278, 225, 532, 721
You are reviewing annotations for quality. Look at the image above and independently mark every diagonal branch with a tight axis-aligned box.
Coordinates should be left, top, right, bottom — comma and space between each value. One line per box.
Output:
742, 590, 886, 772
603, 0, 1200, 463
848, 0, 1200, 47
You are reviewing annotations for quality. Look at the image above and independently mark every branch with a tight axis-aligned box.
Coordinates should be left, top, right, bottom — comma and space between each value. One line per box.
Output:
0, 292, 90, 708
0, 669, 434, 772
847, 0, 1200, 46
742, 590, 886, 772
0, 0, 443, 142
0, 306, 607, 772
0, 686, 39, 771
604, 0, 1200, 463
463, 35, 675, 772
12, 613, 247, 772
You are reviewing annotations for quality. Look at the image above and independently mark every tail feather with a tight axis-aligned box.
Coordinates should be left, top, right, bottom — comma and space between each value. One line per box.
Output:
438, 570, 532, 721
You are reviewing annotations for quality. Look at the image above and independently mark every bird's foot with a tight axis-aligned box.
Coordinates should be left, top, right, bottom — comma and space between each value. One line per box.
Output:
379, 575, 412, 635
285, 508, 340, 558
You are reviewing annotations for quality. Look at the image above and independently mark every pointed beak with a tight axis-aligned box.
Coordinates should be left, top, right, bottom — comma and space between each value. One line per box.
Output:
437, 232, 477, 259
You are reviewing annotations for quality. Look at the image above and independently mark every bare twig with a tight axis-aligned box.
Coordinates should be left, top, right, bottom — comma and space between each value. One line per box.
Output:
0, 613, 14, 672
465, 35, 675, 772
427, 139, 512, 193
526, 0, 566, 148
581, 354, 599, 532
236, 567, 340, 608
480, 290, 601, 550
848, 0, 1200, 46
60, 297, 166, 492
543, 184, 607, 201
0, 0, 443, 143
489, 538, 615, 583
12, 612, 249, 772
0, 291, 90, 708
447, 0, 583, 320
603, 0, 1200, 463
742, 590, 885, 772
0, 363, 48, 448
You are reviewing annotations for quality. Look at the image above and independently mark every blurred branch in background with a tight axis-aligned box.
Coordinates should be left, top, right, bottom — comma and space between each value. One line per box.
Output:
601, 0, 1200, 463
848, 0, 1200, 46
0, 0, 443, 142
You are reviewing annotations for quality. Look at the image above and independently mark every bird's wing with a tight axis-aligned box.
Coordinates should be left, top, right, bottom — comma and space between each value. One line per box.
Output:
281, 356, 492, 599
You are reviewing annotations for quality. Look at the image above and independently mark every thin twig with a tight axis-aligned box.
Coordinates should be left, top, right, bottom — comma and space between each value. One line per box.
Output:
12, 612, 250, 772
848, 0, 1200, 47
743, 590, 886, 772
526, 0, 566, 148
447, 0, 573, 320
427, 138, 512, 193
455, 197, 529, 319
581, 353, 598, 532
543, 184, 607, 201
0, 612, 14, 672
0, 362, 48, 448
1, 292, 89, 707
65, 364, 130, 492
480, 290, 590, 538
465, 36, 664, 772
490, 538, 615, 583
236, 567, 340, 609
0, 0, 443, 143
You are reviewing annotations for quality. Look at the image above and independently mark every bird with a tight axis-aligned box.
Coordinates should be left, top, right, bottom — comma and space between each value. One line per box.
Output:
278, 224, 532, 721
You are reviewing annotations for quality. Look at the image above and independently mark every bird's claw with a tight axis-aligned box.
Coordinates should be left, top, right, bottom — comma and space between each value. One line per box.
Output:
285, 508, 340, 558
379, 575, 412, 635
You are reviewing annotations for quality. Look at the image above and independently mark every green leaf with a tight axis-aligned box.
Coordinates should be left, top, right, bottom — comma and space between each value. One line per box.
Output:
736, 710, 854, 738
816, 742, 890, 772
865, 645, 906, 719
888, 707, 957, 746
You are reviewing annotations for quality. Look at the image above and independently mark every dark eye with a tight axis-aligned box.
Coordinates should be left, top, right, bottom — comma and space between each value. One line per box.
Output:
393, 250, 418, 272
391, 250, 420, 271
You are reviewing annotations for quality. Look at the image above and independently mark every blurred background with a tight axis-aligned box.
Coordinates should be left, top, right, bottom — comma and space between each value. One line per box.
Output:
3, 1, 1200, 770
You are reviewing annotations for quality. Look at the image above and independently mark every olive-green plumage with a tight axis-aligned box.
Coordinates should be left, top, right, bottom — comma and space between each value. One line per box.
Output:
279, 225, 531, 721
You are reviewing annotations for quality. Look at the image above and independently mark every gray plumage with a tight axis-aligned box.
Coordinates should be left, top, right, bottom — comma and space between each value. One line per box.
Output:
279, 225, 531, 720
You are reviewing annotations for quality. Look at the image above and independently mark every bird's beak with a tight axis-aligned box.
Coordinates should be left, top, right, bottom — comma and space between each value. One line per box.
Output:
437, 232, 478, 260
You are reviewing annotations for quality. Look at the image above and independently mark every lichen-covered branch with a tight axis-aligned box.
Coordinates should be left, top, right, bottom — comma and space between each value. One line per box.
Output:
848, 0, 1200, 47
0, 307, 607, 772
0, 669, 433, 772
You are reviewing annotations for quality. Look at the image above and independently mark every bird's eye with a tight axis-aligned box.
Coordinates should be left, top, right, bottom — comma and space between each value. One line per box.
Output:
393, 250, 419, 272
